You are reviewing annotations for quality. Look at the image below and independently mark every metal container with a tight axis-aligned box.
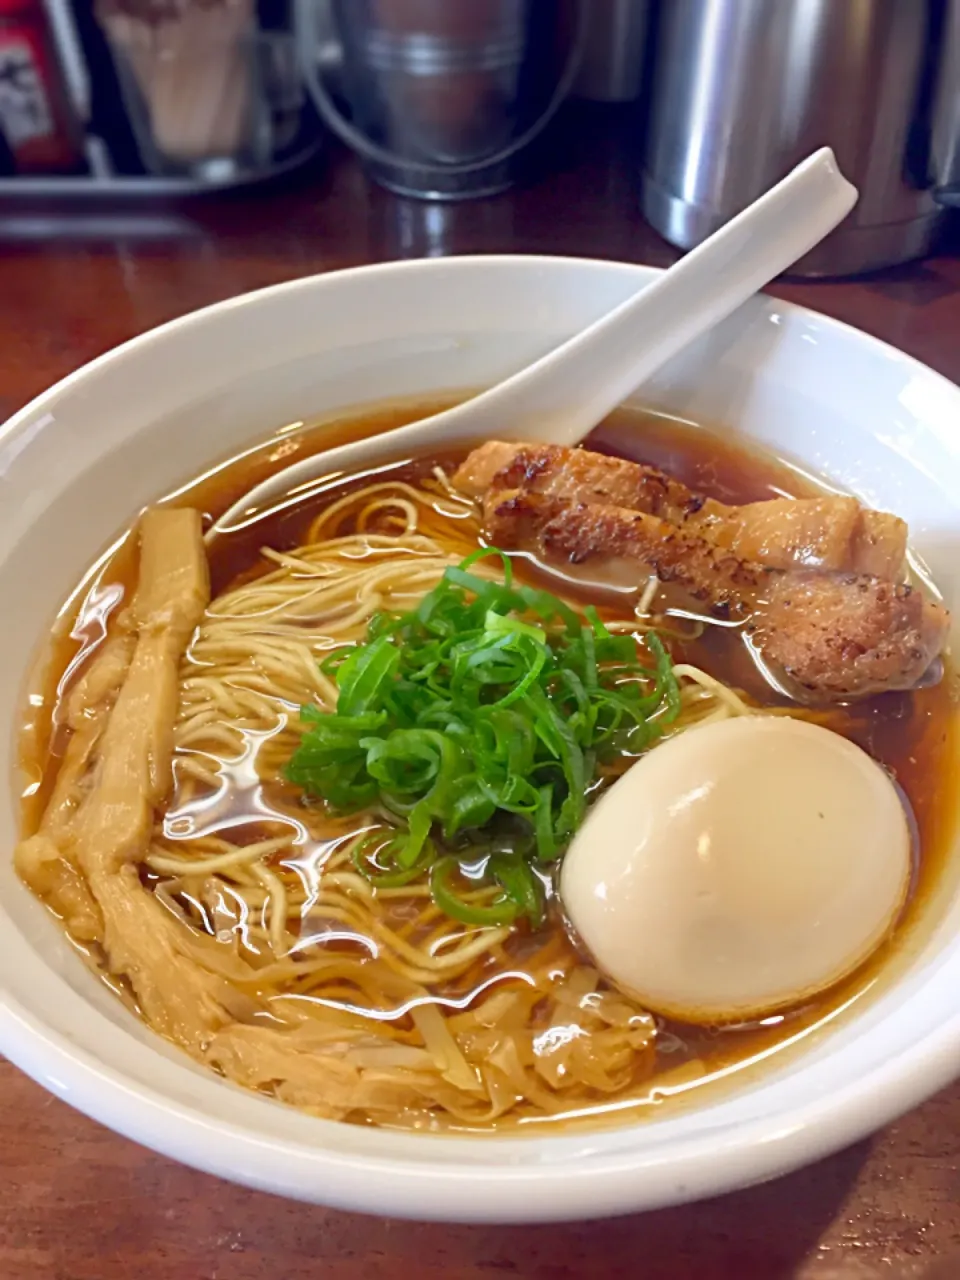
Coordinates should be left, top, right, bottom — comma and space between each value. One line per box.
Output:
336, 0, 527, 164
295, 0, 583, 199
641, 0, 960, 276
574, 0, 648, 103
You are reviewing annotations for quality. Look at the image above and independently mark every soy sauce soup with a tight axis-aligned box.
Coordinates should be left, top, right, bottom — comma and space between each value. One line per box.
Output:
18, 402, 960, 1132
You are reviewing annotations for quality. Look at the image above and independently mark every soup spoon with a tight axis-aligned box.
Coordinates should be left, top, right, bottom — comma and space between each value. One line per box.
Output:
211, 148, 857, 539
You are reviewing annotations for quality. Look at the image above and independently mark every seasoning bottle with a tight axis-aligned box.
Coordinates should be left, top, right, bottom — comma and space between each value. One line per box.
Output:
0, 0, 84, 172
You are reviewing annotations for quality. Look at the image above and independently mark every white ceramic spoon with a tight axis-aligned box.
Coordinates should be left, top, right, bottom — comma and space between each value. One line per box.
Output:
211, 148, 857, 539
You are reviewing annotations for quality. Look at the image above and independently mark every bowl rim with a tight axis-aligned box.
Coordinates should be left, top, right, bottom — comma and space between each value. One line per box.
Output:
4, 253, 960, 1223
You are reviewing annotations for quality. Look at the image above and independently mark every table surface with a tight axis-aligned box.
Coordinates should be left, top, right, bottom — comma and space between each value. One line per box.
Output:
3, 113, 960, 1280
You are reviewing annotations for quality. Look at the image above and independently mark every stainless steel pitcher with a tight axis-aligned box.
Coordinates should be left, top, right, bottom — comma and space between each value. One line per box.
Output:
641, 0, 960, 275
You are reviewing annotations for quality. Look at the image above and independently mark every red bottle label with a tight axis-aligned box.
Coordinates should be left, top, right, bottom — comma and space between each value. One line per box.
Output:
0, 18, 81, 171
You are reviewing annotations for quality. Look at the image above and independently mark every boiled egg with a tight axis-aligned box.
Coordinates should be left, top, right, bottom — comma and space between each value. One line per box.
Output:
561, 716, 911, 1024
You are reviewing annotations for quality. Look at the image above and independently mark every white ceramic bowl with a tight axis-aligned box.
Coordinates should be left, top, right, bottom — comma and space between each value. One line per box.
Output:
3, 257, 960, 1223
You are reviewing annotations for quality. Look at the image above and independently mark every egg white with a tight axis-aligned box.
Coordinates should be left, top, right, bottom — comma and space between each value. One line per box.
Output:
560, 716, 912, 1024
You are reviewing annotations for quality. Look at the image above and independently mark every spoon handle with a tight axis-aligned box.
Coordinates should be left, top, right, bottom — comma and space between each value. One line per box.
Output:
472, 147, 858, 446
211, 149, 856, 538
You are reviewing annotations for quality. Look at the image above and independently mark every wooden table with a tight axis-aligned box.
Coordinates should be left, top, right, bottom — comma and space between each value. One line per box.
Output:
3, 114, 960, 1279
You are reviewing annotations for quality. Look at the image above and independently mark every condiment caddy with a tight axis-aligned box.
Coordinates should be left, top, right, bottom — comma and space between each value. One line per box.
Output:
0, 0, 323, 199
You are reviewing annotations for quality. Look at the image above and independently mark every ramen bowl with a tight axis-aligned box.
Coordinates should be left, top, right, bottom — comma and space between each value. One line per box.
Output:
2, 256, 960, 1222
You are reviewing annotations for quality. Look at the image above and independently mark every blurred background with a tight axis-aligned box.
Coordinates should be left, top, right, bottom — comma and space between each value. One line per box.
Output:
6, 7, 960, 1279
2, 0, 959, 277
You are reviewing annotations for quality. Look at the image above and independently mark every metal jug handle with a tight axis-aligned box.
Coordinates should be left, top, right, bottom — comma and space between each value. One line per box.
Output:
293, 0, 585, 178
930, 0, 960, 206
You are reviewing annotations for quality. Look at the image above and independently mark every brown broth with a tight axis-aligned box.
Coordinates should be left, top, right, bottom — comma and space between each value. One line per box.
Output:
19, 400, 960, 1131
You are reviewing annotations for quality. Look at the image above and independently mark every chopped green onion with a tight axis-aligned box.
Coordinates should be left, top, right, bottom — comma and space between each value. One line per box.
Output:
489, 853, 545, 927
287, 548, 679, 924
429, 857, 520, 927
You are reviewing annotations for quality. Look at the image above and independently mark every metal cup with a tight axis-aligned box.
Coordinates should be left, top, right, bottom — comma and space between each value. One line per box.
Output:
296, 0, 582, 199
341, 0, 527, 164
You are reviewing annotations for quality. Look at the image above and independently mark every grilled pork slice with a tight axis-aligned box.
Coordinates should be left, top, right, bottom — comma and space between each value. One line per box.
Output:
483, 489, 949, 701
485, 488, 773, 602
454, 442, 907, 579
756, 572, 947, 700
